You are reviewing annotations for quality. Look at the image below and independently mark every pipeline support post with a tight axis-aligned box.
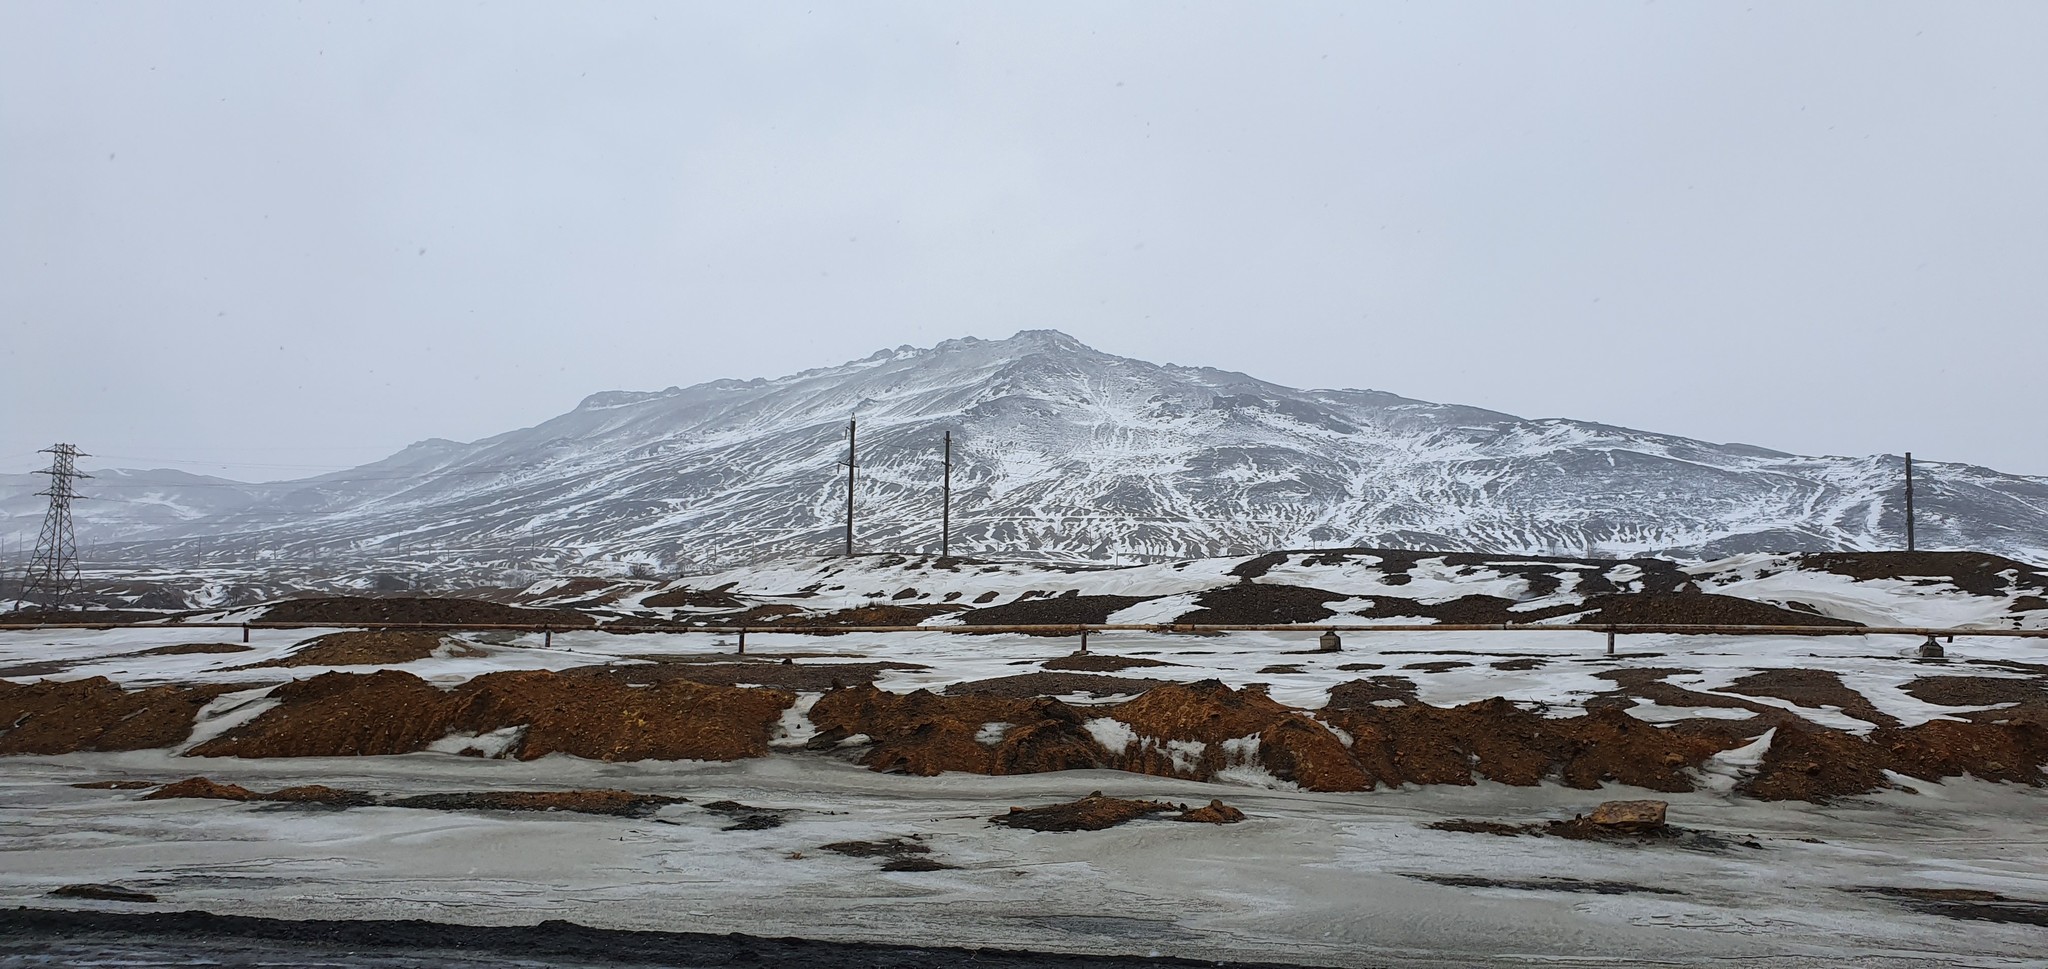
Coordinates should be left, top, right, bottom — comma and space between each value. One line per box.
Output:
1606, 629, 1616, 656
738, 627, 747, 654
1079, 627, 1090, 654
241, 623, 250, 644
543, 626, 552, 648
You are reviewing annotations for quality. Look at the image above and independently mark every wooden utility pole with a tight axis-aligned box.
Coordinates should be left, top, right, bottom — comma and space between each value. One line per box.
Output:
1904, 451, 1915, 552
844, 420, 857, 557
941, 431, 952, 558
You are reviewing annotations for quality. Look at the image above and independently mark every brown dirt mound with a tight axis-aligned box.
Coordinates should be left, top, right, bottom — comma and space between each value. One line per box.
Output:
71, 780, 156, 790
0, 678, 245, 755
1108, 681, 1371, 791
768, 604, 959, 628
128, 643, 252, 657
47, 884, 157, 903
1322, 699, 1743, 792
1737, 724, 1891, 801
143, 776, 258, 801
991, 793, 1247, 831
188, 669, 793, 762
386, 790, 682, 817
1041, 652, 1177, 672
1724, 669, 1902, 728
956, 594, 1151, 626
947, 672, 1169, 698
251, 631, 484, 668
990, 794, 1180, 831
641, 585, 747, 609
135, 778, 680, 816
1579, 593, 1861, 627
1869, 718, 2048, 786
1176, 584, 1345, 624
1, 609, 172, 626
1800, 551, 2048, 597
1325, 677, 1420, 708
568, 659, 924, 692
1902, 675, 2047, 708
807, 684, 1112, 776
1174, 798, 1246, 823
257, 596, 595, 628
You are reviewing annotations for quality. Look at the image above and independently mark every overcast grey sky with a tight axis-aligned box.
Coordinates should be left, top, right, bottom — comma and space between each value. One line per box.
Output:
4, 2, 2044, 481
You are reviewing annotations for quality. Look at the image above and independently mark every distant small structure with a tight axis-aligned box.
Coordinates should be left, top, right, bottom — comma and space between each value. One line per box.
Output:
1917, 635, 1945, 659
1319, 630, 1342, 653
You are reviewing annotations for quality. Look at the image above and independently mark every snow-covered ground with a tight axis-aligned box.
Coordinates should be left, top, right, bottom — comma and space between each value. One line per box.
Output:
4, 750, 2045, 968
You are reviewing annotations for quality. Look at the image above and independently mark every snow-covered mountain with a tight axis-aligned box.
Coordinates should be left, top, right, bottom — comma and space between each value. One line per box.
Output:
9, 329, 2047, 579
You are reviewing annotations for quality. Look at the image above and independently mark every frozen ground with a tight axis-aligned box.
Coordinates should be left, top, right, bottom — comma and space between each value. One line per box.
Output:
4, 748, 2046, 968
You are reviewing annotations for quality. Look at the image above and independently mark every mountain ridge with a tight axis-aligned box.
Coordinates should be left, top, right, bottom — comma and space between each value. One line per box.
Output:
6, 329, 2045, 580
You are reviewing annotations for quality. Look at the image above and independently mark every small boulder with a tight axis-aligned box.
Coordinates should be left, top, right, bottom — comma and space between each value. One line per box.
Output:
1587, 799, 1667, 832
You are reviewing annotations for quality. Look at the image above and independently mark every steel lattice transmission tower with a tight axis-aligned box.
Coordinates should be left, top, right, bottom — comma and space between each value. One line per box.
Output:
20, 443, 91, 610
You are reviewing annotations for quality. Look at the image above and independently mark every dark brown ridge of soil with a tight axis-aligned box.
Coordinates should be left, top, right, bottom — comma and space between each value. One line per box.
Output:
1799, 551, 2048, 597
1737, 724, 1893, 801
956, 595, 1151, 626
0, 678, 248, 755
1577, 593, 1862, 628
143, 777, 259, 801
257, 596, 596, 628
0, 907, 1361, 969
187, 669, 793, 762
1176, 584, 1346, 624
1042, 652, 1177, 672
640, 585, 747, 610
1591, 668, 1796, 726
137, 777, 681, 816
1352, 595, 1579, 625
71, 779, 157, 790
759, 603, 962, 629
1723, 669, 1903, 728
1403, 873, 1684, 896
1336, 699, 1750, 792
1902, 675, 2048, 708
821, 837, 930, 859
1493, 658, 1547, 671
1, 609, 178, 626
1325, 677, 1421, 708
386, 790, 683, 817
807, 684, 1114, 777
565, 659, 925, 692
990, 793, 1242, 831
1107, 681, 1374, 791
1848, 886, 2048, 926
947, 672, 1171, 699
128, 642, 253, 657
47, 884, 158, 903
245, 630, 485, 669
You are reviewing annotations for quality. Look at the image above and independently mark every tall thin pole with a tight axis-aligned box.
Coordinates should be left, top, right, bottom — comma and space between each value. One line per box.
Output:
941, 431, 952, 559
1904, 451, 1915, 552
844, 419, 857, 557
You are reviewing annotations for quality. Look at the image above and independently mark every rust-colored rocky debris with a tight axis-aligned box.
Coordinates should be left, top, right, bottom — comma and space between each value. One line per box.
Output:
256, 596, 593, 628
188, 669, 792, 762
137, 777, 681, 816
249, 630, 484, 668
0, 678, 244, 755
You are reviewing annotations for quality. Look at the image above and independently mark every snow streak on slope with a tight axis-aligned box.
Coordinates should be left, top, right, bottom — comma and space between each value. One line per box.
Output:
14, 330, 2048, 578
